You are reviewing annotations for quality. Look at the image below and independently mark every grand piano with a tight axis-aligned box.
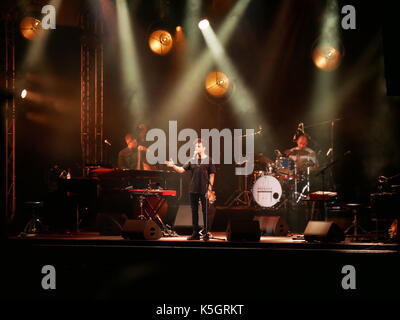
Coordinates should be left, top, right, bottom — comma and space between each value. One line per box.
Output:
87, 167, 181, 194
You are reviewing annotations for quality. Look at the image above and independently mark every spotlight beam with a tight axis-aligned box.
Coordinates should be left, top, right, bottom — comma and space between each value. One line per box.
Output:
308, 0, 341, 123
21, 0, 62, 70
156, 0, 251, 124
183, 0, 201, 63
216, 0, 251, 44
200, 25, 259, 128
116, 0, 148, 120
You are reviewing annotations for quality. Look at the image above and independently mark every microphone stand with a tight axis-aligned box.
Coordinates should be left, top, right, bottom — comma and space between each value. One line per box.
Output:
305, 118, 343, 191
103, 142, 112, 167
202, 194, 225, 241
315, 151, 351, 192
225, 127, 262, 207
312, 151, 349, 220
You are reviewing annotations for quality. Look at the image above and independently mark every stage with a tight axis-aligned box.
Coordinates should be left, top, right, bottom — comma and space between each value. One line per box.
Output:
2, 0, 400, 311
2, 230, 399, 305
10, 231, 400, 252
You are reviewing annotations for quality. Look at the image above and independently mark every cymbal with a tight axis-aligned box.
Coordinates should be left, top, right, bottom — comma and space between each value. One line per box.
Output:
285, 149, 311, 157
255, 154, 273, 165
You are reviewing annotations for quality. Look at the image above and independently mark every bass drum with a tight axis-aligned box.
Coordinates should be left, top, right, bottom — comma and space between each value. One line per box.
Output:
252, 175, 282, 207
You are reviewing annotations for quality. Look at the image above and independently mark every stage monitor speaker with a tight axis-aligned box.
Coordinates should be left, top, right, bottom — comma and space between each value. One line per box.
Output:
255, 216, 289, 236
226, 220, 260, 242
122, 219, 162, 240
304, 221, 345, 242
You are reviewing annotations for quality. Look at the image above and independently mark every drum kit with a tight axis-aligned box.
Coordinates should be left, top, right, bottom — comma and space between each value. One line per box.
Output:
226, 119, 345, 209
226, 150, 315, 209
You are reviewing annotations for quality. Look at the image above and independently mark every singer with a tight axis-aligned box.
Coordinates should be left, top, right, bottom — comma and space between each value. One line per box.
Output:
165, 138, 216, 241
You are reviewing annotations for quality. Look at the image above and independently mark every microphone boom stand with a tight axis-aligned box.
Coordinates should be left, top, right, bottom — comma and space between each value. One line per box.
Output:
305, 118, 342, 191
313, 151, 350, 220
225, 128, 263, 207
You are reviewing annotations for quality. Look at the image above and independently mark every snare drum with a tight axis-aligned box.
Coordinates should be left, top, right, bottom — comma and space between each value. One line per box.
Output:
275, 157, 294, 175
252, 175, 282, 207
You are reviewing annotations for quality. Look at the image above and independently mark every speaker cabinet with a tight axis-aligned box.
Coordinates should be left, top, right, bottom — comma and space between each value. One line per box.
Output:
255, 216, 289, 236
226, 220, 260, 242
122, 220, 162, 240
304, 221, 345, 242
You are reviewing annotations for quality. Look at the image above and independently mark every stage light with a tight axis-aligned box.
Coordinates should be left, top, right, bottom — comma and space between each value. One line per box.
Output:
200, 23, 257, 118
155, 0, 251, 124
148, 30, 174, 55
174, 25, 185, 47
21, 89, 28, 99
20, 17, 42, 40
311, 0, 342, 72
313, 45, 342, 71
307, 0, 342, 140
198, 19, 210, 30
205, 71, 230, 97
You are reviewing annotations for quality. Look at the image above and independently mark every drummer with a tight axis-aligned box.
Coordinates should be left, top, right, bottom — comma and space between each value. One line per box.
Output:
285, 134, 318, 172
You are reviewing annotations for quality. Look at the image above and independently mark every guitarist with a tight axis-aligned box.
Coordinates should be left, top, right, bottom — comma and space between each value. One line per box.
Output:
165, 138, 216, 241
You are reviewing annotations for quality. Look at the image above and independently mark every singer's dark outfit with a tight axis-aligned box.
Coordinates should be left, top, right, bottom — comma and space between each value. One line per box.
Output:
183, 156, 216, 234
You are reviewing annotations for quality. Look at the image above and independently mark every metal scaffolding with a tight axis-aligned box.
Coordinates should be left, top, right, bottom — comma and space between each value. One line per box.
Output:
80, 8, 104, 170
1, 4, 104, 223
2, 11, 17, 222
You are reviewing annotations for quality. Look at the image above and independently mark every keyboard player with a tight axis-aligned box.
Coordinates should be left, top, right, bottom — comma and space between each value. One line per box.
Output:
118, 133, 155, 170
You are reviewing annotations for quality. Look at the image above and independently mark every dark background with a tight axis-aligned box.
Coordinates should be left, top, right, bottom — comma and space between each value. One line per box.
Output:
1, 0, 400, 218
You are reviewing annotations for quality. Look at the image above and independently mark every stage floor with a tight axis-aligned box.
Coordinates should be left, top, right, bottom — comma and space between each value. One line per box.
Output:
10, 231, 399, 253
3, 231, 400, 303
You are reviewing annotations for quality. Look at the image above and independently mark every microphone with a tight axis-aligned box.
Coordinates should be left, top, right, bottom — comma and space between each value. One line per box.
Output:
104, 139, 111, 146
293, 122, 304, 141
326, 148, 333, 157
295, 122, 304, 133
